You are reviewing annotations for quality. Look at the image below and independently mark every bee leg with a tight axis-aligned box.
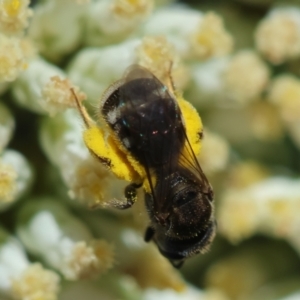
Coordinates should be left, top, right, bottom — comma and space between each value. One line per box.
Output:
144, 226, 155, 242
111, 183, 141, 209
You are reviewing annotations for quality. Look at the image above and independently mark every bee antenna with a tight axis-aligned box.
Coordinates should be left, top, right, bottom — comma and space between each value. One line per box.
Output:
70, 88, 92, 128
166, 60, 176, 95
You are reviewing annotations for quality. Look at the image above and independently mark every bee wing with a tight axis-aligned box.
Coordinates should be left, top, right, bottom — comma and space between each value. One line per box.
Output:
178, 129, 213, 201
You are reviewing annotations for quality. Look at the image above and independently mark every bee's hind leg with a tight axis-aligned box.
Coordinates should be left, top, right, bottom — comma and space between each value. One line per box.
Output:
111, 182, 142, 209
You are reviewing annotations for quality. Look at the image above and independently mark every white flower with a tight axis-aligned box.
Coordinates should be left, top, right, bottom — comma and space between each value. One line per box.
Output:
0, 230, 60, 300
68, 39, 139, 103
189, 51, 269, 105
142, 6, 204, 57
268, 74, 300, 123
41, 76, 87, 116
28, 0, 87, 61
69, 155, 129, 208
136, 35, 189, 90
84, 0, 153, 46
222, 50, 270, 104
189, 12, 233, 59
218, 177, 300, 251
12, 57, 65, 113
198, 130, 230, 175
255, 6, 300, 64
0, 33, 28, 82
0, 0, 33, 35
17, 199, 114, 280
0, 150, 33, 210
143, 8, 233, 59
189, 56, 230, 105
39, 109, 88, 185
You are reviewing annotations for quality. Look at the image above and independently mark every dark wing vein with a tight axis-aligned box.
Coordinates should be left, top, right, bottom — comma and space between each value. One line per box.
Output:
179, 126, 213, 197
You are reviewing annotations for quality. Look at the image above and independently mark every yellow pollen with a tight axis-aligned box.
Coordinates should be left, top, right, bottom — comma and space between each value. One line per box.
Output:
4, 0, 21, 17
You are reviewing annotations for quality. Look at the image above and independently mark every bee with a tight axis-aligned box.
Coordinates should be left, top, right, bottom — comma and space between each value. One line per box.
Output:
73, 64, 216, 267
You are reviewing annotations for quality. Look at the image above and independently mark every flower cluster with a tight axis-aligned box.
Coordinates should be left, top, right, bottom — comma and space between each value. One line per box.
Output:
1, 0, 300, 299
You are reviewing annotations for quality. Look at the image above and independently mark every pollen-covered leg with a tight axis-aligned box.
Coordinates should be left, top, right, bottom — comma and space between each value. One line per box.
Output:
111, 182, 142, 209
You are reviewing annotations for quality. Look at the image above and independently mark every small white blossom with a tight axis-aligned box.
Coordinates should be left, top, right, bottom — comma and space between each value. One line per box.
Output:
190, 51, 269, 105
222, 50, 270, 104
218, 177, 300, 252
84, 0, 153, 46
189, 57, 230, 105
0, 149, 33, 211
0, 160, 17, 205
0, 33, 29, 82
68, 39, 139, 103
17, 199, 114, 280
268, 74, 300, 147
0, 0, 33, 35
143, 8, 233, 59
41, 76, 87, 116
69, 155, 129, 208
39, 109, 88, 185
28, 0, 87, 61
255, 7, 300, 64
198, 130, 230, 175
189, 12, 233, 60
143, 6, 204, 57
268, 74, 300, 123
0, 229, 60, 300
12, 57, 65, 113
136, 36, 189, 90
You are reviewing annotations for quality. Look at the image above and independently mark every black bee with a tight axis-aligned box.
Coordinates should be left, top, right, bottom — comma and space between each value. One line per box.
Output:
99, 65, 216, 267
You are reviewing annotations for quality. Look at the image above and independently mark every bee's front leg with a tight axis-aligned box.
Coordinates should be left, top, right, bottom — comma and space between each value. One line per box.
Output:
111, 182, 142, 209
